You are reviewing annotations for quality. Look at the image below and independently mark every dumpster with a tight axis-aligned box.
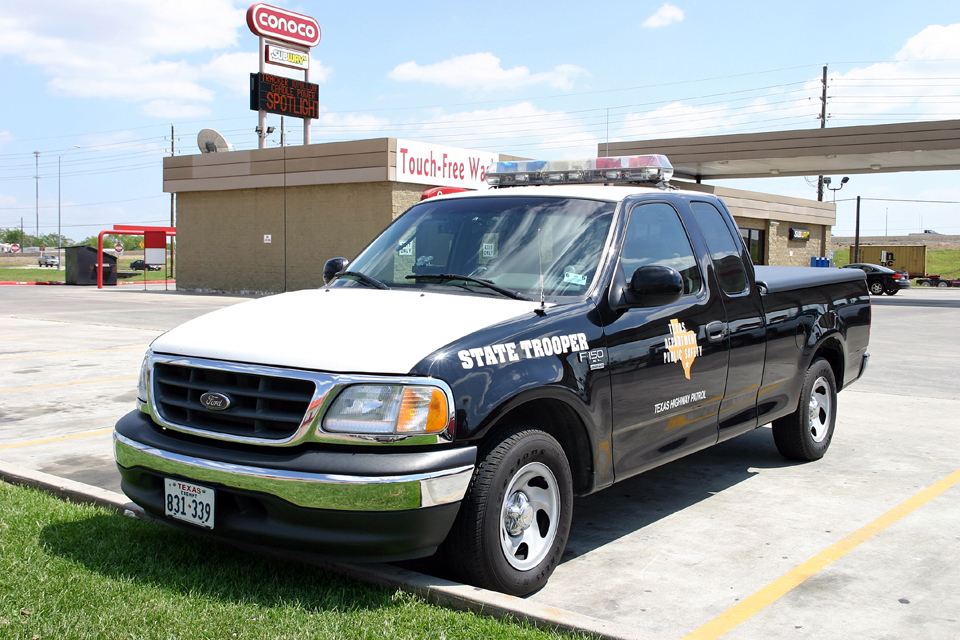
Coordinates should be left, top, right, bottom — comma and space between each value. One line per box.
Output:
65, 245, 117, 285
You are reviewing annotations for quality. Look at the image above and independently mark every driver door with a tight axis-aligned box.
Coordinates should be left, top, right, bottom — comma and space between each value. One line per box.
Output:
605, 199, 730, 479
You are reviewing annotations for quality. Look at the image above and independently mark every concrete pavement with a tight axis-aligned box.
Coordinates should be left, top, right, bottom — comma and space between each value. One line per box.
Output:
2, 284, 959, 639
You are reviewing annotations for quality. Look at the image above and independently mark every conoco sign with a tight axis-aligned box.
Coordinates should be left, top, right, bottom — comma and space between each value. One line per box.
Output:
246, 4, 320, 48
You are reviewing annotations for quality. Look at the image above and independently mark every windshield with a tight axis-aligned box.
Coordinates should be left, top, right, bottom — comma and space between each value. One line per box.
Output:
339, 196, 616, 299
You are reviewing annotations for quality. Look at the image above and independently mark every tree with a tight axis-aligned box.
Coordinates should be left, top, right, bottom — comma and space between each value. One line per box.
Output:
81, 234, 143, 251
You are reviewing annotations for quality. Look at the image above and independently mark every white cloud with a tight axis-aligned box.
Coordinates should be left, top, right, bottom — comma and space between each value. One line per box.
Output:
140, 100, 212, 119
643, 3, 684, 29
616, 22, 960, 142
0, 1, 256, 117
398, 103, 598, 157
388, 53, 587, 91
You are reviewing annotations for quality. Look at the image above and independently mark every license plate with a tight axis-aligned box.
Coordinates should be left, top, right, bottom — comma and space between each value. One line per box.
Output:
164, 478, 215, 529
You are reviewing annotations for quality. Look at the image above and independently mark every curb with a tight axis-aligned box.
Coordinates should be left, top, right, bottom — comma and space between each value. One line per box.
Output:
0, 281, 64, 285
0, 463, 143, 518
0, 280, 175, 286
0, 462, 639, 640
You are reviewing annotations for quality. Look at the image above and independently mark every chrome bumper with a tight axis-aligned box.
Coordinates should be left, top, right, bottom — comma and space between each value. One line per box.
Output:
114, 432, 474, 512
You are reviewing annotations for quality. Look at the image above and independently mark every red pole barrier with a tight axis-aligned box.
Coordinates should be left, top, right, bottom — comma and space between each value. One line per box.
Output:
97, 230, 109, 289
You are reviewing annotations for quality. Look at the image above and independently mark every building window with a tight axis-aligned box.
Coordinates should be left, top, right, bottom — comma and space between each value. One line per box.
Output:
739, 228, 765, 265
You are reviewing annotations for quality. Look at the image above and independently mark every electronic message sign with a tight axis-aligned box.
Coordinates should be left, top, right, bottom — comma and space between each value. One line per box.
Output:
250, 72, 319, 119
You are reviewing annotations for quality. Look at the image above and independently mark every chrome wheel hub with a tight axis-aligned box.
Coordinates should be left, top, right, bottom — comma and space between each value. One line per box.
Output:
499, 461, 560, 571
807, 375, 832, 443
503, 491, 534, 536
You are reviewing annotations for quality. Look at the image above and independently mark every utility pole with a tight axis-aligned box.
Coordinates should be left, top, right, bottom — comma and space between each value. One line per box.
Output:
58, 156, 61, 269
34, 151, 40, 240
167, 124, 176, 283
817, 65, 828, 202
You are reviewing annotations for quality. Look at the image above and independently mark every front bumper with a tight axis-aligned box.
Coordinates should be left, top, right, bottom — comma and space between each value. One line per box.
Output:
114, 411, 476, 561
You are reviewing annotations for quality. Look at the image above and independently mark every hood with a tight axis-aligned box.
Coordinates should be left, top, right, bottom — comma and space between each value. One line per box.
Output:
150, 288, 544, 374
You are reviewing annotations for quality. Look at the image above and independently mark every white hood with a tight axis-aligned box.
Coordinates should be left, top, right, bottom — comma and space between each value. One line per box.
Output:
151, 288, 542, 374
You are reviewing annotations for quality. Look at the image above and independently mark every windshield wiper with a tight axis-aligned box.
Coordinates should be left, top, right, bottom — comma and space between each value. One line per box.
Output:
405, 273, 532, 301
335, 271, 390, 290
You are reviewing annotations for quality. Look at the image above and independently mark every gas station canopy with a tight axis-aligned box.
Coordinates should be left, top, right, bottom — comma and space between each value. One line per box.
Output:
606, 119, 960, 181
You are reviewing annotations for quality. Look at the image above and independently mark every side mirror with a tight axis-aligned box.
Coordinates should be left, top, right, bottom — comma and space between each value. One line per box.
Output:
323, 257, 349, 284
630, 265, 683, 307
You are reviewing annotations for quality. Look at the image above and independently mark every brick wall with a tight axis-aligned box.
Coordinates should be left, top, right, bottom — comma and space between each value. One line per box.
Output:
176, 182, 428, 294
767, 223, 828, 266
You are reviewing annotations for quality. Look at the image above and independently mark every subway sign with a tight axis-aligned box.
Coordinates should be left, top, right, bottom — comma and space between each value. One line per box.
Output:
250, 72, 319, 119
266, 44, 309, 71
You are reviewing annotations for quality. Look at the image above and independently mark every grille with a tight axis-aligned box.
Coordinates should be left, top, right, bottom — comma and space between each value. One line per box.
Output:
153, 363, 316, 440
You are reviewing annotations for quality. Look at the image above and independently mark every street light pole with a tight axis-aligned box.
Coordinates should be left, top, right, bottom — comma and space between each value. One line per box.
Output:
854, 196, 862, 264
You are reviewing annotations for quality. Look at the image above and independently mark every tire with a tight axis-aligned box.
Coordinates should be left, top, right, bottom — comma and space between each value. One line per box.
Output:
885, 288, 898, 296
868, 280, 885, 295
919, 281, 931, 287
937, 281, 950, 288
444, 425, 573, 596
772, 358, 837, 461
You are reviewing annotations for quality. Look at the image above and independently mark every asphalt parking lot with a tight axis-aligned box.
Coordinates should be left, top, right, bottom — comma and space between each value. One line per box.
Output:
2, 284, 959, 639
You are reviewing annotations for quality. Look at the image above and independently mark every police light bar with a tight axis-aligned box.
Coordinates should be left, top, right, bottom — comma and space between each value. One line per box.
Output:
485, 155, 674, 186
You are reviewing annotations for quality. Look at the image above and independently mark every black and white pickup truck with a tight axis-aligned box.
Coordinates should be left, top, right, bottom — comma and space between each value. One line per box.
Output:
115, 155, 871, 596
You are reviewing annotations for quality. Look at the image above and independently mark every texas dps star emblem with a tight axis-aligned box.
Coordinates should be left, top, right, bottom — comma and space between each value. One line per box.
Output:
663, 319, 702, 379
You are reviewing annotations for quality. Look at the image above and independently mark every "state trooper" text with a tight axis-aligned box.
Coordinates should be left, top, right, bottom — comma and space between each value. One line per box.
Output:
458, 333, 589, 369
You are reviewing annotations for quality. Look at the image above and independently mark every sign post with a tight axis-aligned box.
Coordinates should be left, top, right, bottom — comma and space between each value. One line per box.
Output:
246, 3, 321, 148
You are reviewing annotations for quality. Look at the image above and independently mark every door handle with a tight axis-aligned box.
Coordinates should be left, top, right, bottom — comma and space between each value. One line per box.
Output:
706, 321, 727, 342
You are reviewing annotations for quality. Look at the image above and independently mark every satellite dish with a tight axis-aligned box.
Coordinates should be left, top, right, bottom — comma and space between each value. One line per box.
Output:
197, 129, 233, 153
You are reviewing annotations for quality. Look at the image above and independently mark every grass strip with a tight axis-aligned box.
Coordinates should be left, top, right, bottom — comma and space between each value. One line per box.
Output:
0, 481, 576, 640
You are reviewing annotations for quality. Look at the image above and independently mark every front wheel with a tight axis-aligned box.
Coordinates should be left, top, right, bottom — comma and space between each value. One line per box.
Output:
868, 280, 885, 295
938, 281, 950, 288
772, 358, 837, 461
444, 426, 573, 596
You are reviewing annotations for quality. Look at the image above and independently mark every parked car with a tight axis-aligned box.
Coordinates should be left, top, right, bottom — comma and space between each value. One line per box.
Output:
841, 263, 910, 295
38, 254, 60, 267
130, 259, 162, 271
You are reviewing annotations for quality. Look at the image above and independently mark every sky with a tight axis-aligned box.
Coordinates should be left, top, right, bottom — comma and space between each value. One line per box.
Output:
2, 0, 960, 242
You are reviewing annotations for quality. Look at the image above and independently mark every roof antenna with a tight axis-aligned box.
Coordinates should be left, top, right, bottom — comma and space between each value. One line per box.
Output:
536, 228, 546, 315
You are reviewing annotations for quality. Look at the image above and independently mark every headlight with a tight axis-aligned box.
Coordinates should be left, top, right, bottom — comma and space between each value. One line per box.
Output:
137, 354, 150, 404
323, 384, 450, 435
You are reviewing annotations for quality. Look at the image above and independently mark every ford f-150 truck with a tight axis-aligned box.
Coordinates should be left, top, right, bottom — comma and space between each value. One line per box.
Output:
115, 154, 871, 596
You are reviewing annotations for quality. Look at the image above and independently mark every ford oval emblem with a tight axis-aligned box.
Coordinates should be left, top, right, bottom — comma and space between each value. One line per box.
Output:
200, 392, 231, 411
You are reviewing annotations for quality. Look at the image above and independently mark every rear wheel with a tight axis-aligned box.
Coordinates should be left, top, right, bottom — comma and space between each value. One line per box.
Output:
938, 281, 950, 288
868, 280, 885, 295
444, 425, 573, 596
773, 358, 837, 461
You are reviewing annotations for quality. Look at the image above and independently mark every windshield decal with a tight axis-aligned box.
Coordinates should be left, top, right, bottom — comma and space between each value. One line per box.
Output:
458, 333, 589, 369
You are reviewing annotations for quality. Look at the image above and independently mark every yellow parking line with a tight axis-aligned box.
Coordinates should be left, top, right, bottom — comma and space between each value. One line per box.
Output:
0, 376, 137, 394
0, 346, 143, 360
683, 467, 960, 640
0, 335, 42, 340
0, 428, 114, 450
